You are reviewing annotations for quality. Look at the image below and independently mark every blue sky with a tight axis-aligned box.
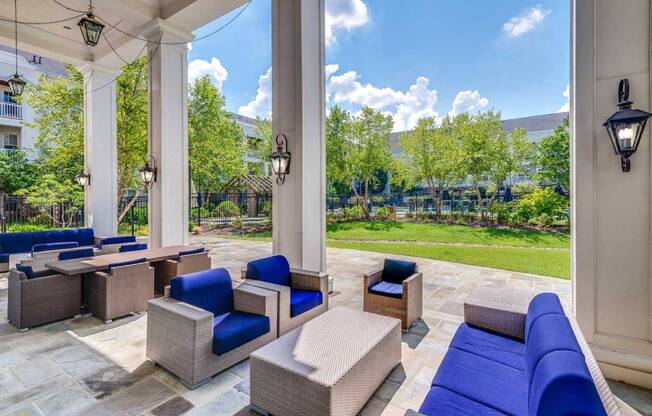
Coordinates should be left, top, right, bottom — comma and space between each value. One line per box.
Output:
188, 0, 570, 131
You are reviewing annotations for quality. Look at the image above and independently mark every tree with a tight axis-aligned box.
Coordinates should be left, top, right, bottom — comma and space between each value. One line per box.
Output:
16, 174, 84, 227
189, 76, 246, 192
534, 117, 570, 193
326, 106, 353, 194
486, 126, 532, 205
348, 106, 393, 217
249, 118, 272, 176
0, 149, 39, 194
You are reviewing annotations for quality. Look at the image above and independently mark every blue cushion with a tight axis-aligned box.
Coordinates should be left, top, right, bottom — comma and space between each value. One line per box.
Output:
419, 386, 508, 416
368, 281, 403, 299
33, 230, 66, 245
119, 243, 147, 253
32, 241, 79, 254
382, 259, 417, 284
525, 293, 564, 340
432, 348, 527, 416
64, 228, 94, 246
450, 323, 525, 371
179, 247, 205, 256
107, 257, 146, 272
246, 255, 291, 287
170, 268, 234, 317
0, 232, 34, 254
98, 235, 136, 247
0, 253, 10, 263
16, 264, 36, 279
290, 289, 323, 317
59, 248, 95, 261
212, 311, 270, 355
529, 350, 607, 416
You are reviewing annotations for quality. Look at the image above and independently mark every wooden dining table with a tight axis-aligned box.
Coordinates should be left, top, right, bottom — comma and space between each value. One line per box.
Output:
46, 245, 194, 275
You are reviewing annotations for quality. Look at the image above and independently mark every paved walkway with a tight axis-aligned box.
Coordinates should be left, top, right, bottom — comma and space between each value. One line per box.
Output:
0, 237, 604, 416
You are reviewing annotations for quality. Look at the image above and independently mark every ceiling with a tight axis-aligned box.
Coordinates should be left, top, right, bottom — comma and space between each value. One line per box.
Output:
0, 0, 246, 69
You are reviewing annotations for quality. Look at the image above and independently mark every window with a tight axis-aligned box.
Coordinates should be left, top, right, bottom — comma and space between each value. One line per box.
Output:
3, 91, 16, 103
4, 133, 18, 149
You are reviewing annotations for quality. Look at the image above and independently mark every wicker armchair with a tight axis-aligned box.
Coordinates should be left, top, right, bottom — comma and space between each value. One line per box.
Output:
7, 268, 81, 330
152, 248, 211, 294
146, 268, 277, 389
363, 259, 422, 330
242, 255, 329, 336
85, 259, 154, 323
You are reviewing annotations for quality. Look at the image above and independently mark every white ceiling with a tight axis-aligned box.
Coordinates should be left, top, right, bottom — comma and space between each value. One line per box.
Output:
0, 0, 246, 68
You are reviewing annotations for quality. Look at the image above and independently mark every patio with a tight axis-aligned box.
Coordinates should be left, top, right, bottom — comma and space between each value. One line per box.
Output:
0, 236, 632, 416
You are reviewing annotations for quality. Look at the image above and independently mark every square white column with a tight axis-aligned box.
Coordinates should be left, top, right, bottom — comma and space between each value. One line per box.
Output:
145, 21, 192, 247
79, 64, 119, 237
272, 0, 326, 272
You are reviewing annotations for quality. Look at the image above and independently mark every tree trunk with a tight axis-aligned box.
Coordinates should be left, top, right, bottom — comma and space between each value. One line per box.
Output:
118, 189, 143, 223
363, 180, 370, 219
475, 186, 485, 222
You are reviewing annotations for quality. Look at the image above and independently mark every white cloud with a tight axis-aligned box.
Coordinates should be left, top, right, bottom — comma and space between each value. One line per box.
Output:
187, 42, 193, 52
329, 70, 406, 109
188, 57, 228, 88
325, 0, 370, 45
503, 6, 550, 38
558, 84, 570, 112
448, 90, 489, 117
392, 77, 439, 131
238, 67, 272, 119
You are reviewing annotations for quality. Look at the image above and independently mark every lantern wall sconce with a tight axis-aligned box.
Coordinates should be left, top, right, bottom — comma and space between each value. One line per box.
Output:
270, 133, 291, 185
75, 171, 91, 187
139, 156, 158, 188
603, 79, 652, 172
78, 1, 105, 47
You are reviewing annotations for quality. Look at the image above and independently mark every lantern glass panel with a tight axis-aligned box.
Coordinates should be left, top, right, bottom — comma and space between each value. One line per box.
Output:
615, 121, 639, 151
79, 15, 104, 46
271, 156, 281, 174
8, 76, 26, 96
141, 169, 155, 184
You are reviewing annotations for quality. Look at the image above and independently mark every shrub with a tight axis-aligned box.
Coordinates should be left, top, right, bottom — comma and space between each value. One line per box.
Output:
374, 207, 390, 221
512, 187, 569, 226
489, 202, 512, 224
215, 200, 241, 217
341, 206, 365, 222
259, 200, 272, 216
326, 211, 337, 224
7, 223, 54, 232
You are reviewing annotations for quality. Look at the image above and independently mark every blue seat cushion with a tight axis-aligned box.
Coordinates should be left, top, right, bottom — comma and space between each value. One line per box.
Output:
33, 230, 66, 245
32, 241, 79, 254
98, 235, 136, 247
107, 257, 146, 272
179, 247, 205, 256
525, 293, 564, 340
0, 232, 34, 254
64, 228, 95, 247
16, 264, 36, 279
529, 350, 607, 416
212, 311, 270, 355
419, 386, 508, 416
290, 289, 323, 317
432, 348, 527, 416
170, 268, 234, 317
119, 243, 147, 253
59, 248, 95, 261
0, 253, 9, 263
450, 323, 525, 371
382, 259, 417, 284
246, 255, 291, 287
368, 281, 403, 299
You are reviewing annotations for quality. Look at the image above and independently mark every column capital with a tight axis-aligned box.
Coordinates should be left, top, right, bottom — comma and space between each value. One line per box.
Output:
141, 18, 194, 45
78, 63, 122, 79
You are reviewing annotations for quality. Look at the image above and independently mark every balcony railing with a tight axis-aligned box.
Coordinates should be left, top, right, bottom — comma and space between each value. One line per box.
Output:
0, 102, 22, 120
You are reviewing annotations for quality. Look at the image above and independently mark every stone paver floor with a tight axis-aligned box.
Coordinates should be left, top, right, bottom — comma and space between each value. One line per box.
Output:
0, 237, 644, 415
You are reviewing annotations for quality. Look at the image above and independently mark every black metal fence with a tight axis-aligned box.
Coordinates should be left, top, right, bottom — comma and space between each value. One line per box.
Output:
1, 195, 84, 232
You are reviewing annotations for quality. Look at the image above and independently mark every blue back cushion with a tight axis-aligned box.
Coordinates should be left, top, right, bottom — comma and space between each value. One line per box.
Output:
107, 257, 146, 272
32, 241, 79, 254
246, 255, 291, 287
529, 350, 607, 416
382, 259, 417, 284
33, 230, 66, 245
119, 243, 147, 253
525, 292, 564, 340
64, 228, 95, 246
0, 232, 34, 254
59, 248, 95, 261
179, 247, 205, 256
99, 235, 136, 247
170, 268, 234, 317
16, 264, 36, 279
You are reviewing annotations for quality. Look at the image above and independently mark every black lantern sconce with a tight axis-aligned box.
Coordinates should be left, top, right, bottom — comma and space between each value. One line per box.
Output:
603, 79, 652, 172
270, 133, 291, 185
8, 0, 26, 96
75, 171, 90, 188
139, 156, 158, 188
78, 1, 105, 47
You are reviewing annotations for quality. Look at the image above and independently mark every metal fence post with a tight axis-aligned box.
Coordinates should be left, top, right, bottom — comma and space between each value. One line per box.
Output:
130, 202, 135, 236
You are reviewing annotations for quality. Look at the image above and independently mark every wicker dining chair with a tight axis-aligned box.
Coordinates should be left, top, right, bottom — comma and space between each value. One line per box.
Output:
153, 247, 211, 294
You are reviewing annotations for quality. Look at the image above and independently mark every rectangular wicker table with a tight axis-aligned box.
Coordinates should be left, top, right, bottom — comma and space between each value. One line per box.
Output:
250, 306, 401, 416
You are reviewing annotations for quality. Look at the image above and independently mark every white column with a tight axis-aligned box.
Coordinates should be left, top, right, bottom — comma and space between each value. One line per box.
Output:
79, 64, 119, 237
271, 0, 326, 272
145, 20, 192, 247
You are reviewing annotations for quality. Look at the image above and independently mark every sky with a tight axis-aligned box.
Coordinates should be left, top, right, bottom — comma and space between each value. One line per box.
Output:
188, 0, 570, 132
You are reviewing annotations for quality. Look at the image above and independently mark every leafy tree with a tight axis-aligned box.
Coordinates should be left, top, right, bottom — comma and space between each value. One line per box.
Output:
16, 174, 84, 227
249, 119, 272, 176
0, 149, 39, 194
189, 76, 246, 192
486, 126, 532, 205
534, 117, 570, 193
326, 106, 353, 194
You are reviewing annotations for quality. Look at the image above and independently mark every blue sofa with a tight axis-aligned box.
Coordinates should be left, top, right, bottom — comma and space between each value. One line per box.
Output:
416, 293, 607, 416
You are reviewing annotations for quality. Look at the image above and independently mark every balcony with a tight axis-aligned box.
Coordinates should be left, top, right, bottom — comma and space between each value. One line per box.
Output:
0, 102, 22, 120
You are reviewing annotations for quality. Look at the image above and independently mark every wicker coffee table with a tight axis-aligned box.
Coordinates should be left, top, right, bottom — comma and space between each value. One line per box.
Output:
250, 306, 401, 416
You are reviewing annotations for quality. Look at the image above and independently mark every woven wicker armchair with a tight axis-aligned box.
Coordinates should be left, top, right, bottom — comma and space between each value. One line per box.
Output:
152, 248, 211, 294
363, 259, 422, 330
146, 268, 277, 389
85, 259, 154, 323
241, 255, 329, 337
7, 268, 81, 330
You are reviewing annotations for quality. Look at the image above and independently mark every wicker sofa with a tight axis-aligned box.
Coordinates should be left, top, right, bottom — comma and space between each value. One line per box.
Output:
152, 247, 211, 294
242, 255, 329, 336
363, 259, 422, 330
410, 288, 622, 416
146, 268, 277, 389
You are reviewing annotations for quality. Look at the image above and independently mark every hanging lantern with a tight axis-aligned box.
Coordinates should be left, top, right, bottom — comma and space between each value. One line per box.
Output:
7, 74, 26, 96
78, 1, 104, 47
270, 134, 291, 185
139, 157, 158, 188
75, 172, 91, 187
